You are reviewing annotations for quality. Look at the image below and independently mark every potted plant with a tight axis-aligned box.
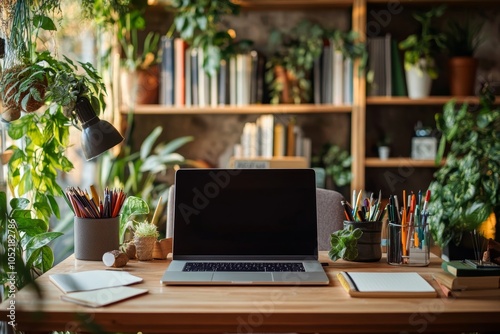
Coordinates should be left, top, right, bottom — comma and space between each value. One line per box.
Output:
329, 225, 363, 262
398, 5, 446, 99
133, 221, 159, 261
266, 19, 324, 104
428, 84, 500, 260
444, 19, 485, 97
377, 134, 392, 160
0, 0, 120, 302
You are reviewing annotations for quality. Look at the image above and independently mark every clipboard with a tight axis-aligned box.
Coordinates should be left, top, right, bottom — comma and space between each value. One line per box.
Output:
337, 271, 437, 298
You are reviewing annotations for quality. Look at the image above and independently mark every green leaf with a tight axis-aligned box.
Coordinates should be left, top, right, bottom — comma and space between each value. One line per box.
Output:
25, 232, 63, 265
34, 246, 55, 273
140, 126, 163, 160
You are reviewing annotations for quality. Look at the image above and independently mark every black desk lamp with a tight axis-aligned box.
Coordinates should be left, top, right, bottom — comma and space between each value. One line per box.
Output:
74, 96, 124, 160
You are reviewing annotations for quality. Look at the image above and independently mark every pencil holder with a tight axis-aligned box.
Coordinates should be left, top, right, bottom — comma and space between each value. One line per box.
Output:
74, 216, 119, 261
387, 222, 430, 266
343, 221, 382, 262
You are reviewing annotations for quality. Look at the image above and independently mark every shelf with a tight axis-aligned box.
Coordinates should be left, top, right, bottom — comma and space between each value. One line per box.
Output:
365, 158, 445, 168
232, 0, 355, 9
367, 0, 499, 6
366, 96, 500, 106
120, 104, 353, 115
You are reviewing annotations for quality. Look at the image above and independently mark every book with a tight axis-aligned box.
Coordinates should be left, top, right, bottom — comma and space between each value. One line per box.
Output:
442, 261, 500, 277
332, 49, 343, 105
391, 38, 407, 97
337, 271, 437, 298
61, 286, 148, 308
174, 38, 186, 107
49, 270, 143, 293
434, 277, 500, 299
190, 48, 199, 106
433, 271, 500, 290
160, 36, 174, 105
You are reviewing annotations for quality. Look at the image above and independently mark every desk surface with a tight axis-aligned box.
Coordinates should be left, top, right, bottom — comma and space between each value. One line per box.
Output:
2, 252, 500, 333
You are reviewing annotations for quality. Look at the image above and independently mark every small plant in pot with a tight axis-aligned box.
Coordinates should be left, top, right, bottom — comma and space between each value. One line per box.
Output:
133, 221, 159, 261
329, 225, 363, 262
444, 18, 485, 97
399, 5, 446, 99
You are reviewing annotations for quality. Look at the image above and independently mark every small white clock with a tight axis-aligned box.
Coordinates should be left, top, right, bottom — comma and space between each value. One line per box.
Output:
411, 137, 437, 160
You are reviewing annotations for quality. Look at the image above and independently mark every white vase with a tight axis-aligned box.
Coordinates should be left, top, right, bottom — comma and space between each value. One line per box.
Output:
405, 60, 432, 99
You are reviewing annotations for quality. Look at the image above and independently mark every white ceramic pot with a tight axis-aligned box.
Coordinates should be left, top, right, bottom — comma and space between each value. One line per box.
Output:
405, 60, 432, 99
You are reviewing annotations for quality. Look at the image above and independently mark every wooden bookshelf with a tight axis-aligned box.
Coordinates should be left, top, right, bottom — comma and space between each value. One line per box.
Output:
366, 96, 500, 106
364, 158, 445, 168
120, 104, 353, 115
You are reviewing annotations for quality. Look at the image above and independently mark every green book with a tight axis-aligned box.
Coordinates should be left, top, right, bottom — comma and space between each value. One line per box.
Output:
391, 39, 407, 97
442, 261, 500, 277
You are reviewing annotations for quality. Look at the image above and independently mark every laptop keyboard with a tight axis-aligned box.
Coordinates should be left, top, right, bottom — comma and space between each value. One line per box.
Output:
183, 262, 305, 272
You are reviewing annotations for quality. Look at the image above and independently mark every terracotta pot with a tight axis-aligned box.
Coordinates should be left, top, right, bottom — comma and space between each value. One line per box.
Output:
449, 57, 478, 97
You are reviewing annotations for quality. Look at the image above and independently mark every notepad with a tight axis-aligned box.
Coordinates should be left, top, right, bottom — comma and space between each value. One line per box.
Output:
337, 272, 437, 298
49, 270, 143, 293
61, 286, 148, 307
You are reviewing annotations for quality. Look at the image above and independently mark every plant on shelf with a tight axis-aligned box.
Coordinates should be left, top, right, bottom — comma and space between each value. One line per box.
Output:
428, 84, 500, 260
398, 5, 446, 99
329, 225, 363, 262
119, 8, 161, 106
169, 0, 240, 76
444, 18, 485, 96
266, 19, 324, 104
328, 29, 368, 73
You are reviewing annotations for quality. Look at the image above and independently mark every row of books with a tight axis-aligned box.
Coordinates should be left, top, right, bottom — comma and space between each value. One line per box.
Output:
366, 34, 407, 97
158, 37, 355, 107
159, 37, 267, 107
233, 115, 312, 166
313, 39, 354, 105
433, 260, 500, 298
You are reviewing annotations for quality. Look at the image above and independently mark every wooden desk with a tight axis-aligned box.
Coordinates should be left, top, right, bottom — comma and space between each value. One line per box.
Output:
2, 253, 499, 333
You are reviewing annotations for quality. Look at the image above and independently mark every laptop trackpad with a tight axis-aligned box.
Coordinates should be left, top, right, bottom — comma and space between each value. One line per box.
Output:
213, 272, 273, 283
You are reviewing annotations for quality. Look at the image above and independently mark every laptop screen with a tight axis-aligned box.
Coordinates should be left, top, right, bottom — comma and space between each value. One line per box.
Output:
173, 169, 318, 260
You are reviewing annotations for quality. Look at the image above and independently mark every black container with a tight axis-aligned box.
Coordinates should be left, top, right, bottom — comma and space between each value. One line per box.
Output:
343, 220, 382, 262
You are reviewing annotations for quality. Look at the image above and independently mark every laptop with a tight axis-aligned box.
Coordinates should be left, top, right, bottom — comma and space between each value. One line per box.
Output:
161, 168, 329, 285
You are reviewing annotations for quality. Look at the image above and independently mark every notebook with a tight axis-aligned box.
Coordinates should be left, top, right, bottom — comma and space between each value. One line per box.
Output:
161, 168, 329, 285
337, 272, 437, 298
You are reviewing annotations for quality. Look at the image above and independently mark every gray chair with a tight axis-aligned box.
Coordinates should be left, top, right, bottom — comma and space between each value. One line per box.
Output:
316, 188, 346, 251
166, 186, 346, 252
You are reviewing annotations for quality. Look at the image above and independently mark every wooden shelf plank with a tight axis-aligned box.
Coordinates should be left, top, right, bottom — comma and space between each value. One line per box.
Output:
366, 96, 500, 106
232, 0, 354, 9
120, 104, 353, 115
365, 157, 445, 168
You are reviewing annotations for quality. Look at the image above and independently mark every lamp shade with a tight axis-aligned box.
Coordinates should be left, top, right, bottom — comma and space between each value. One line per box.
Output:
75, 97, 124, 161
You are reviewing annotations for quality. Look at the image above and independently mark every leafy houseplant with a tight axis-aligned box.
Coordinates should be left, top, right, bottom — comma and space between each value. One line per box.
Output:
266, 20, 324, 104
398, 5, 446, 98
329, 225, 363, 262
428, 84, 500, 258
0, 0, 108, 299
444, 19, 485, 96
98, 126, 192, 227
